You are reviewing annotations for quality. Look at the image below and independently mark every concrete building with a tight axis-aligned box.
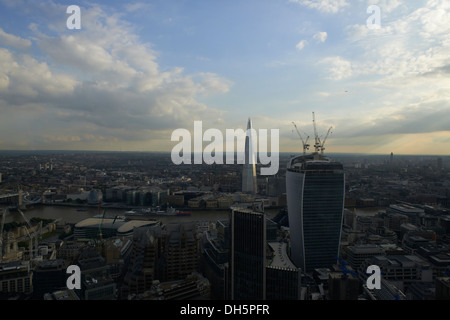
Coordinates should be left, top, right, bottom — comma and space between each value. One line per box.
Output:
363, 278, 407, 300
78, 252, 116, 300
129, 272, 211, 300
361, 255, 432, 293
120, 226, 161, 298
346, 244, 386, 272
0, 261, 32, 297
162, 223, 199, 282
387, 204, 424, 226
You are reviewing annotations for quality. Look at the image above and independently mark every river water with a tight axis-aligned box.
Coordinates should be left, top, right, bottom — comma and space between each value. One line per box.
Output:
1, 205, 381, 226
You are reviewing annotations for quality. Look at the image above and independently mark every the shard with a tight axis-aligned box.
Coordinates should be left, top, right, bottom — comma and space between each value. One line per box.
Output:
242, 118, 257, 194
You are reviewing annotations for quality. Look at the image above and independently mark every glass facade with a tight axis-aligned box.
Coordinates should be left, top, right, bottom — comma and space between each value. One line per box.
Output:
231, 209, 266, 300
287, 155, 345, 273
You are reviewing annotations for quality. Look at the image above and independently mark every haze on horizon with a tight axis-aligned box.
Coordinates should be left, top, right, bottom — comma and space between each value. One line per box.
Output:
0, 0, 449, 156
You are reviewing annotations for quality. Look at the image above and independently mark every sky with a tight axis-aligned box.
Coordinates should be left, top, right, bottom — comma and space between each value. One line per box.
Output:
0, 0, 449, 155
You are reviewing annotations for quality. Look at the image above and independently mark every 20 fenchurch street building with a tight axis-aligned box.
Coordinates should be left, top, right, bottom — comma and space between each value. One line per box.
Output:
286, 153, 345, 273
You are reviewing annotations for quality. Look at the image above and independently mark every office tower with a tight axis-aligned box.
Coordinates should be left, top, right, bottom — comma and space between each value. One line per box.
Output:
162, 222, 199, 282
266, 241, 302, 300
230, 208, 302, 300
32, 259, 67, 299
286, 153, 345, 273
201, 220, 231, 299
242, 118, 257, 194
77, 247, 116, 300
328, 271, 360, 300
231, 208, 266, 300
120, 227, 160, 298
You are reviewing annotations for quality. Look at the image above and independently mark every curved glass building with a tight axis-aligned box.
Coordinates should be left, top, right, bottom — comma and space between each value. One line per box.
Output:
286, 153, 345, 273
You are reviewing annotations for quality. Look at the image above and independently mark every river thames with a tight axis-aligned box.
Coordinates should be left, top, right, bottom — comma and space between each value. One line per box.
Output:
1, 204, 381, 226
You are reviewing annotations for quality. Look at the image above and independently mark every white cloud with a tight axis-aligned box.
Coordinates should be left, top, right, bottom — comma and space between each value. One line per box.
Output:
0, 28, 31, 50
195, 73, 234, 95
319, 56, 352, 80
0, 3, 232, 150
369, 0, 404, 13
289, 0, 350, 14
313, 31, 328, 43
0, 48, 79, 99
296, 39, 308, 51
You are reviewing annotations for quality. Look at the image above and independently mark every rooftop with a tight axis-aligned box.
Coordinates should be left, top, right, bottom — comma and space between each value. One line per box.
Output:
74, 217, 158, 234
268, 242, 298, 270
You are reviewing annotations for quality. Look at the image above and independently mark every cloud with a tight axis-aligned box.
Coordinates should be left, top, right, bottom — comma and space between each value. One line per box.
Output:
0, 2, 232, 150
313, 31, 327, 43
195, 73, 234, 95
336, 0, 450, 111
296, 39, 308, 51
369, 0, 404, 13
124, 2, 151, 13
0, 48, 79, 101
289, 0, 350, 14
319, 56, 352, 80
331, 98, 450, 140
0, 28, 32, 50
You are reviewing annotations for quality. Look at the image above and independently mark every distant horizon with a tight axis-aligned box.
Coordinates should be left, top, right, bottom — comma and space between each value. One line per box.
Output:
0, 149, 449, 158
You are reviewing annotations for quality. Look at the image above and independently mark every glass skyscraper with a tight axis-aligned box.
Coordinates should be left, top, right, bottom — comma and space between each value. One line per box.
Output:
286, 153, 345, 273
242, 118, 257, 194
231, 208, 266, 300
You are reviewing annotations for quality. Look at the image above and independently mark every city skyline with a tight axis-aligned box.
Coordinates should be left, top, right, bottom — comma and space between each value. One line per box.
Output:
0, 0, 449, 155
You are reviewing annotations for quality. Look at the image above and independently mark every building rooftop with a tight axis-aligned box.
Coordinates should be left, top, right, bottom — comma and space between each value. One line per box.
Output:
268, 242, 298, 270
389, 204, 424, 213
74, 217, 158, 235
371, 254, 429, 268
348, 244, 385, 254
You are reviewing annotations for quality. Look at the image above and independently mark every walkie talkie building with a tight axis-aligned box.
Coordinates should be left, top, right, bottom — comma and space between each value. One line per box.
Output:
286, 153, 345, 273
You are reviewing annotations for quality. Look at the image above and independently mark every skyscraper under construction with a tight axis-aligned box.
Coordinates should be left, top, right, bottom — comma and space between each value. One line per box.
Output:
287, 114, 345, 273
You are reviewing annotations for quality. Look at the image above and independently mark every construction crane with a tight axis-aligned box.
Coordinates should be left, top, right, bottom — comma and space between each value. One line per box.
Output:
292, 122, 310, 154
320, 126, 333, 154
18, 209, 40, 260
312, 112, 321, 153
312, 112, 333, 155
